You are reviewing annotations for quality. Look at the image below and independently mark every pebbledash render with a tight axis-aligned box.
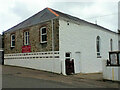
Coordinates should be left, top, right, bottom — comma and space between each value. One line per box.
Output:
3, 8, 119, 75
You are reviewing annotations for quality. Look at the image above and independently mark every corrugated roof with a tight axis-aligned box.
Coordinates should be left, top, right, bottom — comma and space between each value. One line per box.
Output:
4, 7, 117, 34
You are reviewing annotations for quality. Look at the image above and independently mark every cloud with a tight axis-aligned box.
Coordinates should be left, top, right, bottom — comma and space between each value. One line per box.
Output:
0, 0, 22, 33
10, 1, 32, 19
0, 0, 119, 34
0, 0, 49, 34
48, 0, 119, 2
50, 1, 118, 31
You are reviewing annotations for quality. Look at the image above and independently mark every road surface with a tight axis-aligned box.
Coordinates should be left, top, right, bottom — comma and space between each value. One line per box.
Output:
2, 65, 120, 88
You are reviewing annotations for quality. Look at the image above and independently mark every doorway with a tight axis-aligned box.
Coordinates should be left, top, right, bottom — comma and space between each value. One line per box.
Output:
75, 52, 81, 73
65, 52, 74, 75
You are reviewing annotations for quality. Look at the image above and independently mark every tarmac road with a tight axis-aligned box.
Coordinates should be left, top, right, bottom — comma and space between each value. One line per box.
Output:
2, 65, 120, 88
2, 74, 77, 88
2, 72, 102, 88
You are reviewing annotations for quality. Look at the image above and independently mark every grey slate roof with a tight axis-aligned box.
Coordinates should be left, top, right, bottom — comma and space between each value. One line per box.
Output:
5, 8, 57, 33
4, 7, 117, 34
52, 9, 117, 34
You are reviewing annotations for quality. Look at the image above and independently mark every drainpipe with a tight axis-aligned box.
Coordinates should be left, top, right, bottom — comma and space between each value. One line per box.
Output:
2, 31, 4, 65
51, 19, 55, 72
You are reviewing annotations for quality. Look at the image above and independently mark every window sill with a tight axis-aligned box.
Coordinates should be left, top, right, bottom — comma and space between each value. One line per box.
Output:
10, 47, 15, 49
97, 56, 102, 58
24, 45, 30, 46
40, 41, 47, 44
106, 65, 120, 67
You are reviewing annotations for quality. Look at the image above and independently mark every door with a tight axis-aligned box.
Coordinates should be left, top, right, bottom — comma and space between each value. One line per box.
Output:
75, 52, 81, 73
65, 52, 74, 75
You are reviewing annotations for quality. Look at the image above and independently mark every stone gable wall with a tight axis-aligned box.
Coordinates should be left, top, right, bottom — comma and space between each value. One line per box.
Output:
4, 19, 59, 54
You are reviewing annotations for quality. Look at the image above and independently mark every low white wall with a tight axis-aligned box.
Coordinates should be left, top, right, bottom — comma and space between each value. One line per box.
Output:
4, 51, 62, 74
4, 59, 61, 74
103, 60, 120, 81
103, 67, 120, 81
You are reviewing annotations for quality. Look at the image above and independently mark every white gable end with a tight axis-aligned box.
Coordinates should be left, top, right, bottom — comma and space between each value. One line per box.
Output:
59, 18, 118, 74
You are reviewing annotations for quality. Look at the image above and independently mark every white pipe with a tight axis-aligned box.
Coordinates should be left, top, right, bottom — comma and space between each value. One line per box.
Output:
51, 19, 55, 72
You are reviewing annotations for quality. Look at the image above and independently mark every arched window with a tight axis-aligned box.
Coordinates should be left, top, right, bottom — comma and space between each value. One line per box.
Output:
110, 39, 113, 51
96, 36, 101, 57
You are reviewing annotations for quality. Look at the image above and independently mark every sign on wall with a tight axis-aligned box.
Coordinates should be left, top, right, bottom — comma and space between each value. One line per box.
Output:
22, 45, 31, 53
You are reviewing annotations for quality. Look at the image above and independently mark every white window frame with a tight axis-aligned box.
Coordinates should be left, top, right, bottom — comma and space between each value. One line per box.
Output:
40, 27, 47, 43
11, 34, 15, 47
24, 31, 29, 45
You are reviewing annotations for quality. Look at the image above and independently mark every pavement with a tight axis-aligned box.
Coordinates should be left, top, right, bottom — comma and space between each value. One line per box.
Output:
2, 65, 120, 88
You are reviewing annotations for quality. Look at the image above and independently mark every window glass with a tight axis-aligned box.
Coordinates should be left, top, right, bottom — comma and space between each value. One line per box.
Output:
12, 41, 15, 46
66, 53, 70, 57
110, 39, 113, 51
65, 52, 71, 61
110, 54, 117, 65
119, 53, 120, 65
25, 32, 27, 36
26, 37, 28, 44
42, 28, 46, 34
12, 35, 15, 40
24, 31, 29, 45
96, 36, 101, 57
97, 52, 100, 56
42, 35, 47, 41
11, 34, 15, 47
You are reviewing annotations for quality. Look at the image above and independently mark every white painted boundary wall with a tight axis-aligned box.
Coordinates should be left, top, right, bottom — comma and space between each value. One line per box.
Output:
4, 51, 62, 74
102, 60, 120, 81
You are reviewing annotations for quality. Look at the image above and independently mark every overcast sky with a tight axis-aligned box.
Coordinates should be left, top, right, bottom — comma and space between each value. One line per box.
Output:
0, 0, 119, 34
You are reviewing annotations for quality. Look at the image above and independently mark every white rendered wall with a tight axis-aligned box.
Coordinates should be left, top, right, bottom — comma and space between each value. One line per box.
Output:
59, 18, 118, 75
